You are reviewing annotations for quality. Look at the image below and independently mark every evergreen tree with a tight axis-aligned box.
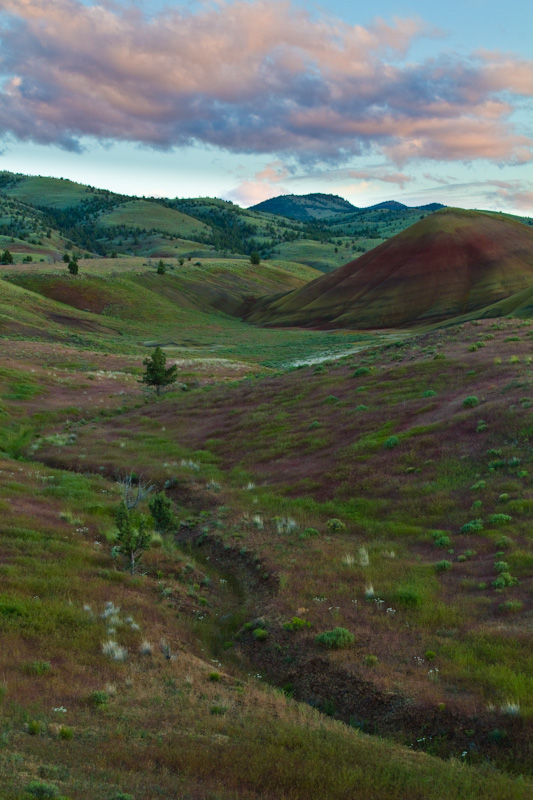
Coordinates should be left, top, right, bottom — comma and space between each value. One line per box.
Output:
111, 502, 151, 574
141, 346, 178, 396
1, 249, 13, 264
68, 259, 78, 275
157, 259, 166, 274
148, 491, 177, 535
250, 251, 260, 265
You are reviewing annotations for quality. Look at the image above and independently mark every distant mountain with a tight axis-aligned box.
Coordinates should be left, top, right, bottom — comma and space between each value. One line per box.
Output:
248, 208, 533, 329
251, 193, 446, 221
250, 193, 358, 221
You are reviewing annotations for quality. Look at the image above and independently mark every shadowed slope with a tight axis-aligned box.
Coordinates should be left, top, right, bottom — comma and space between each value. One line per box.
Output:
248, 209, 533, 329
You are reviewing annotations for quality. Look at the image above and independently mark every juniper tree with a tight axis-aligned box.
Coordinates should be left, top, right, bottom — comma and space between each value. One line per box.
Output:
112, 502, 151, 575
141, 347, 178, 396
148, 491, 177, 535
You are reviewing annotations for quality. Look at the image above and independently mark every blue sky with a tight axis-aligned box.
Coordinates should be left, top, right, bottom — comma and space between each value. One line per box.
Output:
0, 0, 532, 213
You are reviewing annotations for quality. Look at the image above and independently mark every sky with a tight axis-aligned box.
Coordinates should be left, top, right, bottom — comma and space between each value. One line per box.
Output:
0, 0, 532, 213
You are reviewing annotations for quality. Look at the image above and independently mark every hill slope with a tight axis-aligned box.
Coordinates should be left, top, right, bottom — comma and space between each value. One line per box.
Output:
251, 193, 358, 220
248, 208, 533, 329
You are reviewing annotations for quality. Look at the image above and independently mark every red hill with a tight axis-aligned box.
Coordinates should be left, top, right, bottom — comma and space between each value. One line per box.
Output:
248, 209, 533, 328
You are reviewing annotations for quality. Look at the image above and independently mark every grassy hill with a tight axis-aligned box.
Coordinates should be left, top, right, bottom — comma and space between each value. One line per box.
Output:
250, 192, 358, 220
248, 209, 533, 329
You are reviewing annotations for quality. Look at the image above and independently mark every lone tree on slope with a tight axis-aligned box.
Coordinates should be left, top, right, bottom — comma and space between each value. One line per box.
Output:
112, 502, 151, 575
141, 346, 178, 396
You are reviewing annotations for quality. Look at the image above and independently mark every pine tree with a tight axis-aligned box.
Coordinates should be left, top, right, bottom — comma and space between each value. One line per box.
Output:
148, 491, 177, 534
141, 347, 178, 396
112, 502, 151, 574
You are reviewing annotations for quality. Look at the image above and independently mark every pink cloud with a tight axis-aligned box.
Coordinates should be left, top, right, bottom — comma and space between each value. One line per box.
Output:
0, 0, 532, 166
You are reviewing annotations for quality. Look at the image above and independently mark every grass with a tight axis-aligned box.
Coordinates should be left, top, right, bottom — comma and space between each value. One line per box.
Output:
0, 236, 532, 794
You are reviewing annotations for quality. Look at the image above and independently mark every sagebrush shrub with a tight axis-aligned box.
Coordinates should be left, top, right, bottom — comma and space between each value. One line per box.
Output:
315, 627, 354, 649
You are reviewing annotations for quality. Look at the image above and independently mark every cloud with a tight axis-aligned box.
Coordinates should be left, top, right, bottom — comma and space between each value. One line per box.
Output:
0, 0, 532, 166
227, 160, 290, 205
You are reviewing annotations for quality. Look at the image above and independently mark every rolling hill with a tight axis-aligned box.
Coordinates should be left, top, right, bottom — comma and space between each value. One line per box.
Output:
248, 208, 533, 329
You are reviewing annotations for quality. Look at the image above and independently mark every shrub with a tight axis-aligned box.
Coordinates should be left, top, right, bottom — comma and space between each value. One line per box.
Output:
496, 535, 513, 550
315, 627, 354, 649
423, 389, 437, 397
492, 572, 518, 589
59, 725, 73, 740
488, 514, 512, 527
432, 534, 451, 548
494, 561, 509, 574
499, 601, 523, 613
299, 527, 319, 539
364, 654, 378, 666
425, 650, 436, 660
394, 586, 422, 607
462, 396, 480, 408
283, 617, 311, 631
28, 720, 43, 736
460, 518, 484, 534
326, 518, 346, 533
356, 404, 369, 411
353, 367, 370, 377
253, 628, 268, 641
102, 640, 128, 661
470, 480, 486, 491
90, 690, 109, 706
25, 661, 51, 676
476, 420, 488, 432
208, 672, 220, 681
25, 782, 59, 799
384, 436, 399, 449
435, 560, 452, 572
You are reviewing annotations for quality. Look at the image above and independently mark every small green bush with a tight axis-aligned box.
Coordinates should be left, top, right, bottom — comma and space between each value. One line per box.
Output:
28, 720, 43, 736
470, 480, 486, 491
364, 654, 378, 666
463, 396, 480, 408
488, 514, 512, 527
394, 586, 422, 607
496, 535, 513, 550
492, 572, 518, 589
59, 725, 73, 740
315, 627, 354, 649
253, 628, 269, 641
25, 781, 59, 799
356, 404, 369, 411
25, 661, 51, 676
208, 672, 220, 681
424, 650, 436, 660
353, 367, 370, 377
476, 420, 488, 432
90, 690, 109, 706
299, 527, 319, 539
283, 616, 311, 631
494, 561, 509, 574
422, 389, 437, 397
460, 518, 484, 534
499, 601, 523, 613
433, 534, 451, 548
384, 436, 399, 449
326, 518, 346, 533
435, 560, 452, 572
